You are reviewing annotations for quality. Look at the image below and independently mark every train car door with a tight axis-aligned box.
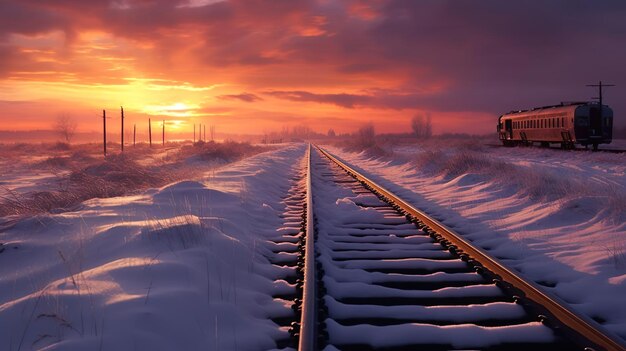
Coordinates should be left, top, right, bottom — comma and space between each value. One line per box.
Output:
505, 119, 513, 139
590, 107, 601, 136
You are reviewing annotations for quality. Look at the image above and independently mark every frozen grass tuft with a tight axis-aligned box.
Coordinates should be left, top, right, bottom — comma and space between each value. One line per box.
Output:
142, 215, 206, 250
0, 155, 180, 218
172, 140, 266, 164
0, 141, 265, 220
403, 139, 626, 221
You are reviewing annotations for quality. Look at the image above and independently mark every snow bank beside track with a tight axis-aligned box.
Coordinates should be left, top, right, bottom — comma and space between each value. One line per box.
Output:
0, 143, 306, 351
324, 143, 626, 341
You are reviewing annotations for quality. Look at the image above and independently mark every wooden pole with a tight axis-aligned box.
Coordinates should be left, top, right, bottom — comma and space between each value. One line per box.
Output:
194, 124, 196, 143
133, 124, 136, 146
149, 118, 152, 147
162, 120, 165, 145
120, 106, 124, 152
103, 110, 107, 157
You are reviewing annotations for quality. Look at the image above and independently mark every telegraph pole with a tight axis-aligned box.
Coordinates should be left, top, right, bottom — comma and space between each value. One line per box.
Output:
102, 110, 107, 157
133, 124, 136, 147
194, 124, 196, 143
162, 120, 165, 145
586, 81, 615, 108
120, 106, 124, 152
149, 118, 152, 147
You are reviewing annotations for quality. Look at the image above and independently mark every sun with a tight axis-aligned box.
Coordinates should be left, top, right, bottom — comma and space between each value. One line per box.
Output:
142, 102, 200, 118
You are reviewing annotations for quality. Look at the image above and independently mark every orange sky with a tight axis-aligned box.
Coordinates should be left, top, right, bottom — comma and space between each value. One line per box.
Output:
0, 1, 624, 136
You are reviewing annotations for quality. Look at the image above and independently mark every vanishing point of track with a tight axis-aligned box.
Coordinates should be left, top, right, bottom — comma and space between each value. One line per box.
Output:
287, 144, 625, 351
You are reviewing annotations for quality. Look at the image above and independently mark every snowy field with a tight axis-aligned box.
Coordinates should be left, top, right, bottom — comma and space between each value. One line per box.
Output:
1, 139, 624, 349
0, 142, 268, 220
324, 139, 626, 341
0, 142, 305, 350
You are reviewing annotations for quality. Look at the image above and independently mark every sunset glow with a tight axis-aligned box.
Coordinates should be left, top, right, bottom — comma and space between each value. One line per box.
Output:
0, 1, 624, 137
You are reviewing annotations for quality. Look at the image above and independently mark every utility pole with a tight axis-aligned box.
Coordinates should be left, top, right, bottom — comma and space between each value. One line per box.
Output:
162, 120, 165, 146
586, 80, 615, 108
194, 124, 196, 143
204, 125, 206, 142
149, 118, 152, 147
133, 124, 136, 147
102, 110, 107, 157
120, 106, 124, 152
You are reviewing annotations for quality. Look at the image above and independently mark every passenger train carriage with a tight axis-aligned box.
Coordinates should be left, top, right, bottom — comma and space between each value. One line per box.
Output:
497, 102, 613, 150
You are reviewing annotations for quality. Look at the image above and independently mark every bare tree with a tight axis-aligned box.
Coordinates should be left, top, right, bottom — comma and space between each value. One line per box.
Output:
327, 128, 336, 138
411, 113, 432, 139
355, 123, 376, 146
55, 114, 78, 143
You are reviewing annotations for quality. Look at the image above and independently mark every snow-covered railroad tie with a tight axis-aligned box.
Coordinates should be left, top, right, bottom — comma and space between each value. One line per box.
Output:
291, 144, 626, 351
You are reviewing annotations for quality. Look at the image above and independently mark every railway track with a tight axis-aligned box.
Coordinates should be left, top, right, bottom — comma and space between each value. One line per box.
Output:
286, 144, 626, 351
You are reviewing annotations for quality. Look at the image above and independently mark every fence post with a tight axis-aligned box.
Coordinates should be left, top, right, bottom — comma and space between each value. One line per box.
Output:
120, 106, 124, 152
103, 110, 107, 157
149, 118, 152, 147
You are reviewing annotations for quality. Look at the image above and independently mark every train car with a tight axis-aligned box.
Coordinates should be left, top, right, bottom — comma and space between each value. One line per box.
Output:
497, 102, 613, 150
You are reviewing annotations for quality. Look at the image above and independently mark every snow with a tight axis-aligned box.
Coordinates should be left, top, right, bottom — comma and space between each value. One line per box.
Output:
324, 141, 626, 341
325, 319, 556, 348
2, 138, 623, 349
0, 143, 307, 351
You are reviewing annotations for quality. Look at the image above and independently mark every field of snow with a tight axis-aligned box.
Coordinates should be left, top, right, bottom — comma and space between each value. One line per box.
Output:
0, 141, 268, 220
324, 140, 626, 341
0, 143, 306, 351
2, 138, 624, 349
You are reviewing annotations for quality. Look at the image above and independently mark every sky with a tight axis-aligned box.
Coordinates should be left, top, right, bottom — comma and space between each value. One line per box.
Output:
0, 0, 625, 136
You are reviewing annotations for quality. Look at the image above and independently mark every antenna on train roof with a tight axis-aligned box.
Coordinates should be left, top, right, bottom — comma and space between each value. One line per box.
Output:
586, 80, 615, 107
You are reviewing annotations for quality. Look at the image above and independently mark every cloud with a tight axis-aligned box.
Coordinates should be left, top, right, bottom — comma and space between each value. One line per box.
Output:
263, 90, 370, 108
2, 0, 626, 133
218, 93, 263, 102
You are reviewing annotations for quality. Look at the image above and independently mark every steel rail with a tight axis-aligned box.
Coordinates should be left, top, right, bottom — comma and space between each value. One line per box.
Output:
316, 145, 626, 351
298, 143, 317, 351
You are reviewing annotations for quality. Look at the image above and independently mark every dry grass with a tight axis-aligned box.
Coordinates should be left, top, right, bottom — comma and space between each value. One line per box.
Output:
0, 141, 265, 219
172, 140, 267, 163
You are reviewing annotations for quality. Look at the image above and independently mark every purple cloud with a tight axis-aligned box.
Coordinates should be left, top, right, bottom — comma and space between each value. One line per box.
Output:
218, 93, 263, 102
